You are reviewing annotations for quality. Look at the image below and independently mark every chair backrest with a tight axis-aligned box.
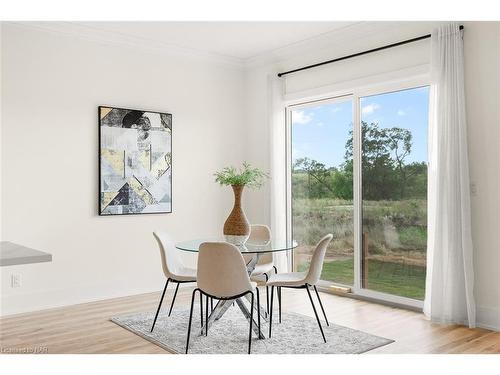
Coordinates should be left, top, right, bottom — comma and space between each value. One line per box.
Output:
245, 224, 272, 265
197, 242, 253, 298
248, 224, 271, 244
153, 231, 183, 279
304, 234, 333, 285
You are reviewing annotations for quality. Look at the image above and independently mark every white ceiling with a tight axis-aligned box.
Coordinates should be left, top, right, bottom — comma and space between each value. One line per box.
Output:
78, 21, 359, 61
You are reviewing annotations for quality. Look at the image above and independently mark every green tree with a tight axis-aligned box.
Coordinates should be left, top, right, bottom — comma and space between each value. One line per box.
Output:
292, 121, 426, 201
345, 121, 422, 200
385, 127, 412, 198
331, 160, 353, 200
293, 157, 335, 198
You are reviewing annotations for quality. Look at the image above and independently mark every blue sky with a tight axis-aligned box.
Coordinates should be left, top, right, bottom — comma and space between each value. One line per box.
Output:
291, 86, 430, 168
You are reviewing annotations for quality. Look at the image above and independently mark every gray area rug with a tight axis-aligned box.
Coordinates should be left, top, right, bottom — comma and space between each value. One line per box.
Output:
111, 305, 393, 354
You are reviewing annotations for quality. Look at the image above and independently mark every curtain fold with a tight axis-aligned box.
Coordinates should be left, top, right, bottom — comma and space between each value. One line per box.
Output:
424, 23, 476, 327
267, 74, 289, 272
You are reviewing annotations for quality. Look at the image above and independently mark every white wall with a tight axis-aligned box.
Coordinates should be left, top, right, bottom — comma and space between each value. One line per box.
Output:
463, 21, 500, 331
0, 23, 245, 315
243, 21, 500, 330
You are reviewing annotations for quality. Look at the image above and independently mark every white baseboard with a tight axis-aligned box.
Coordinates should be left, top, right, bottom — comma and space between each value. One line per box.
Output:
0, 279, 192, 317
476, 305, 500, 331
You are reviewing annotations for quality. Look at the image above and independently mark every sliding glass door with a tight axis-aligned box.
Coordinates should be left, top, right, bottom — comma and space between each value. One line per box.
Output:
360, 86, 429, 300
290, 97, 354, 286
288, 81, 430, 305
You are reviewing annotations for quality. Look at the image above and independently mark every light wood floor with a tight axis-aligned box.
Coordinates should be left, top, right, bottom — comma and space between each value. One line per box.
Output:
1, 287, 499, 354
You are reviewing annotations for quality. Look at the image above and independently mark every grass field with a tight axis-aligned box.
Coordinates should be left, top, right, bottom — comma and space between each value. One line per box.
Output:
292, 196, 427, 299
326, 259, 426, 299
303, 259, 425, 300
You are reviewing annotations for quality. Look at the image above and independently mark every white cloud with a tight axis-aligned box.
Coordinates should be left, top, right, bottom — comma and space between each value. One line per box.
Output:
361, 103, 380, 116
397, 109, 406, 116
316, 122, 324, 127
292, 110, 313, 125
331, 107, 342, 113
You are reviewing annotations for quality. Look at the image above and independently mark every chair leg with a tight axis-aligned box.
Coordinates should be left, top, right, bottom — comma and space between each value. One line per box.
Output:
278, 287, 282, 323
205, 294, 209, 336
211, 298, 214, 313
248, 292, 254, 354
266, 286, 270, 314
185, 289, 198, 354
256, 288, 262, 339
264, 273, 269, 314
199, 293, 203, 328
150, 279, 169, 332
313, 285, 329, 326
273, 266, 278, 274
306, 285, 326, 343
168, 282, 180, 317
269, 286, 274, 338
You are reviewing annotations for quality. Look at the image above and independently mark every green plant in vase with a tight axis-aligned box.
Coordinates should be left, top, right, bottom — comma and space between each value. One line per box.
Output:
214, 162, 269, 244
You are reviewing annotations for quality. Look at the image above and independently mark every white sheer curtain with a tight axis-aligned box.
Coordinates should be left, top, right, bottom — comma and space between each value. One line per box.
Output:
424, 23, 476, 327
267, 74, 289, 272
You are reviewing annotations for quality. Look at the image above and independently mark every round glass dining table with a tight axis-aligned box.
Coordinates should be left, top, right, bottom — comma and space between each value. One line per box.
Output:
175, 238, 297, 338
175, 238, 297, 254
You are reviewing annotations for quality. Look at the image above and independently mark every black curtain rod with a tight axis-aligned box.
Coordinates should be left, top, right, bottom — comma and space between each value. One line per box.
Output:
277, 25, 464, 78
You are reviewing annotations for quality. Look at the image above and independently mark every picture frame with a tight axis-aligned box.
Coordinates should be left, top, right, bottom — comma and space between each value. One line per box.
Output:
98, 106, 172, 216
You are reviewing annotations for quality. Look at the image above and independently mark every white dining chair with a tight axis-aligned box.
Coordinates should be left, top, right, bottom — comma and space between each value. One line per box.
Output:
151, 232, 204, 332
266, 234, 333, 343
244, 224, 277, 313
185, 242, 261, 354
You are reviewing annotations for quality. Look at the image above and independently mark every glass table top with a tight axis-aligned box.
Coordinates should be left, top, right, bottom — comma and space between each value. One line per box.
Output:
175, 238, 298, 254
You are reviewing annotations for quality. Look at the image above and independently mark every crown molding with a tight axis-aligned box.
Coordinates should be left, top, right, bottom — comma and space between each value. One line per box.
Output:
5, 21, 246, 70
4, 21, 448, 73
244, 21, 367, 68
244, 21, 446, 70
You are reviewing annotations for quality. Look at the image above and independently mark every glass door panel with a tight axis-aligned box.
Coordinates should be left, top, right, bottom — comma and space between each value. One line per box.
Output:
360, 86, 429, 299
291, 98, 354, 286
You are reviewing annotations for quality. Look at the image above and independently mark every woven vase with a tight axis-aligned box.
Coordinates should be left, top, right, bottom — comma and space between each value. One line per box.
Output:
223, 184, 250, 245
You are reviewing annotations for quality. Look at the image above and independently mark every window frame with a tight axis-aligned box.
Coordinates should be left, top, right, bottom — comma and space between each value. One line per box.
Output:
285, 73, 430, 309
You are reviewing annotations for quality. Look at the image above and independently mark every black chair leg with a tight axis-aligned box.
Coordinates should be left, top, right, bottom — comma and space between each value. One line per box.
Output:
273, 266, 278, 274
248, 292, 254, 354
185, 289, 198, 354
256, 288, 261, 339
313, 285, 329, 326
266, 286, 270, 314
205, 294, 209, 336
269, 286, 274, 338
306, 285, 326, 343
199, 292, 203, 328
278, 287, 282, 323
168, 282, 179, 316
150, 279, 169, 332
264, 274, 269, 314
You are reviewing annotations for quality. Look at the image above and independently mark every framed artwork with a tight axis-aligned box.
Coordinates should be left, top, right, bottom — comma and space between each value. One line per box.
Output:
99, 106, 172, 215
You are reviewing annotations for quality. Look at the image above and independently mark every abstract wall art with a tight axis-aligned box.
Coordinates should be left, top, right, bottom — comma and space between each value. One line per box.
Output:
99, 106, 172, 215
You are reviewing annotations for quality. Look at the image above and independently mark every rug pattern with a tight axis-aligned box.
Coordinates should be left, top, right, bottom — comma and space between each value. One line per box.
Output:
111, 305, 393, 354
